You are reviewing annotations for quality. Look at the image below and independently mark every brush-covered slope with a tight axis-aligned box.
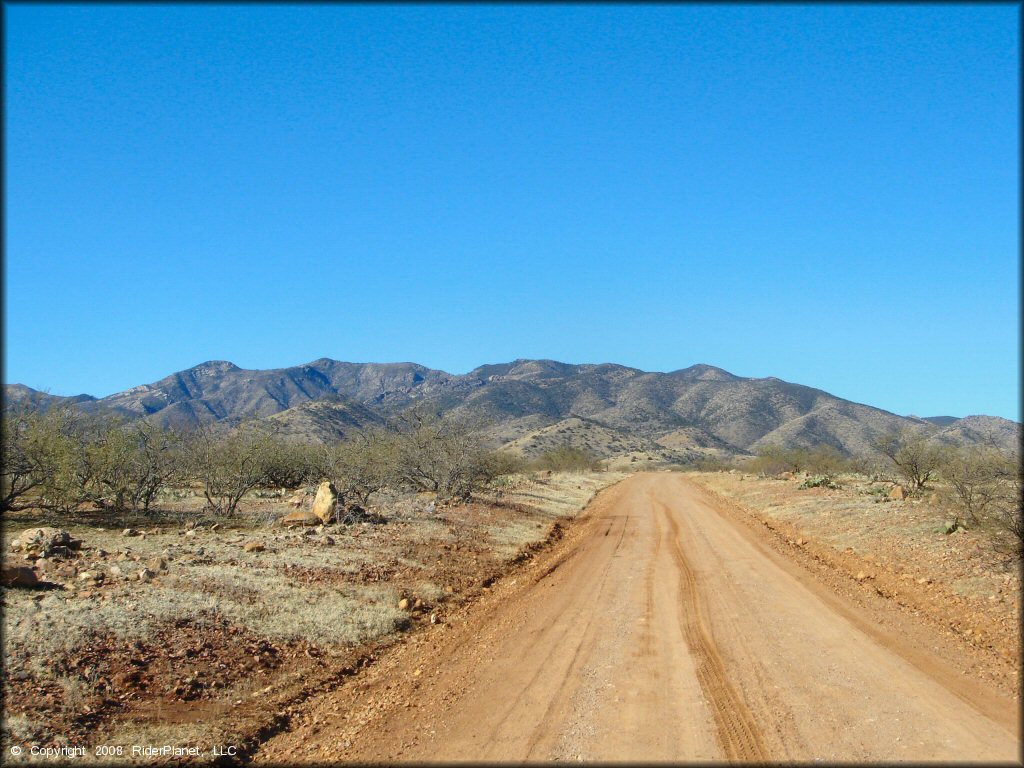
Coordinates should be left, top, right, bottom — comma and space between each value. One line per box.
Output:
6, 359, 1018, 459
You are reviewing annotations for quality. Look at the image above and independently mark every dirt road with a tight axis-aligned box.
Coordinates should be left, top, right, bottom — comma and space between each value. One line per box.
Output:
256, 474, 1020, 762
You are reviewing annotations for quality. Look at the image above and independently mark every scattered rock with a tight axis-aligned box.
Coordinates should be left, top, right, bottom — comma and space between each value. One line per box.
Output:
796, 537, 805, 546
398, 598, 410, 611
243, 541, 265, 553
122, 528, 141, 537
12, 527, 79, 557
114, 669, 142, 688
138, 568, 155, 582
311, 481, 339, 525
1, 564, 40, 588
184, 529, 197, 538
855, 571, 868, 581
109, 565, 123, 578
430, 613, 439, 625
779, 471, 795, 480
147, 557, 168, 572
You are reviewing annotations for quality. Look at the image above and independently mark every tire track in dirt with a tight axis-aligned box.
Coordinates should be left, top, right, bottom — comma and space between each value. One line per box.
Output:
658, 499, 770, 762
480, 514, 623, 755
520, 512, 632, 760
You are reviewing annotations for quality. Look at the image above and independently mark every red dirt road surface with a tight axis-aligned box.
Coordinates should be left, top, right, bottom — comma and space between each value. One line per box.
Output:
256, 474, 1020, 763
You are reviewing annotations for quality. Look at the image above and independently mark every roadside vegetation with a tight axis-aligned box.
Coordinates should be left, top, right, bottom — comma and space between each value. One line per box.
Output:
2, 396, 624, 758
2, 401, 610, 521
729, 432, 1022, 562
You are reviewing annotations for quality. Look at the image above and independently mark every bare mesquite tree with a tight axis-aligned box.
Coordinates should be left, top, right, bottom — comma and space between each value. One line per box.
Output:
4, 404, 93, 514
385, 406, 503, 500
874, 430, 948, 491
184, 424, 274, 516
261, 437, 322, 489
319, 426, 396, 507
942, 446, 1022, 559
77, 417, 183, 515
2, 399, 47, 511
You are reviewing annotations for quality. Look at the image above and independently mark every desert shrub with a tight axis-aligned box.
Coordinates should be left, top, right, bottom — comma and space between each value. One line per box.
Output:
798, 474, 839, 490
748, 445, 798, 476
76, 417, 184, 515
2, 399, 66, 511
874, 429, 948, 491
942, 446, 1022, 559
801, 445, 848, 476
2, 403, 185, 517
682, 455, 735, 472
750, 444, 850, 477
481, 451, 529, 479
532, 445, 602, 473
845, 453, 888, 480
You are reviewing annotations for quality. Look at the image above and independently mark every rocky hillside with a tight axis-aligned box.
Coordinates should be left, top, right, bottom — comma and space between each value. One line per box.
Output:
5, 359, 1019, 460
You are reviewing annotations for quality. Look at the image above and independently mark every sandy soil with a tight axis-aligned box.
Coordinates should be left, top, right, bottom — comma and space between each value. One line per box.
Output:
256, 473, 1021, 763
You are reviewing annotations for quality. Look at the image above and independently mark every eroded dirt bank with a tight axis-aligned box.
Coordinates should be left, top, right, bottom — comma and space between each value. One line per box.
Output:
256, 473, 1020, 763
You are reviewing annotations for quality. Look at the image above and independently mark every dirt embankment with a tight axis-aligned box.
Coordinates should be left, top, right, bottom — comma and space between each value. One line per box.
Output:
256, 474, 1020, 763
687, 471, 1021, 699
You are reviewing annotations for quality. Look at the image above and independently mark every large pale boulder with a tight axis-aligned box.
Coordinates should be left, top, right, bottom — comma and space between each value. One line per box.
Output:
889, 485, 908, 501
310, 481, 339, 524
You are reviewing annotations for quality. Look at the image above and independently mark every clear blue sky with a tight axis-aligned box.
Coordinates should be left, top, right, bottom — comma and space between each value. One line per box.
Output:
4, 4, 1019, 420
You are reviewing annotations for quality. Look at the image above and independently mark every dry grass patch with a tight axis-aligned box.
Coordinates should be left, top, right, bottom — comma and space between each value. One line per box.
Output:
160, 565, 405, 645
4, 588, 216, 678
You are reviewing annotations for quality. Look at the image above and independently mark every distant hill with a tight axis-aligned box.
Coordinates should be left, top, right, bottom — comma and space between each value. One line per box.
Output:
5, 359, 1019, 460
919, 415, 960, 427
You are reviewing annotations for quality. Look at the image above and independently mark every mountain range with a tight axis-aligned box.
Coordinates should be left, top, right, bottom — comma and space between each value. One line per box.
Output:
5, 359, 1019, 463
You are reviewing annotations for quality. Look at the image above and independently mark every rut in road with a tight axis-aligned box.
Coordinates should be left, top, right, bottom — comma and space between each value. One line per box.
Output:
657, 498, 769, 762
